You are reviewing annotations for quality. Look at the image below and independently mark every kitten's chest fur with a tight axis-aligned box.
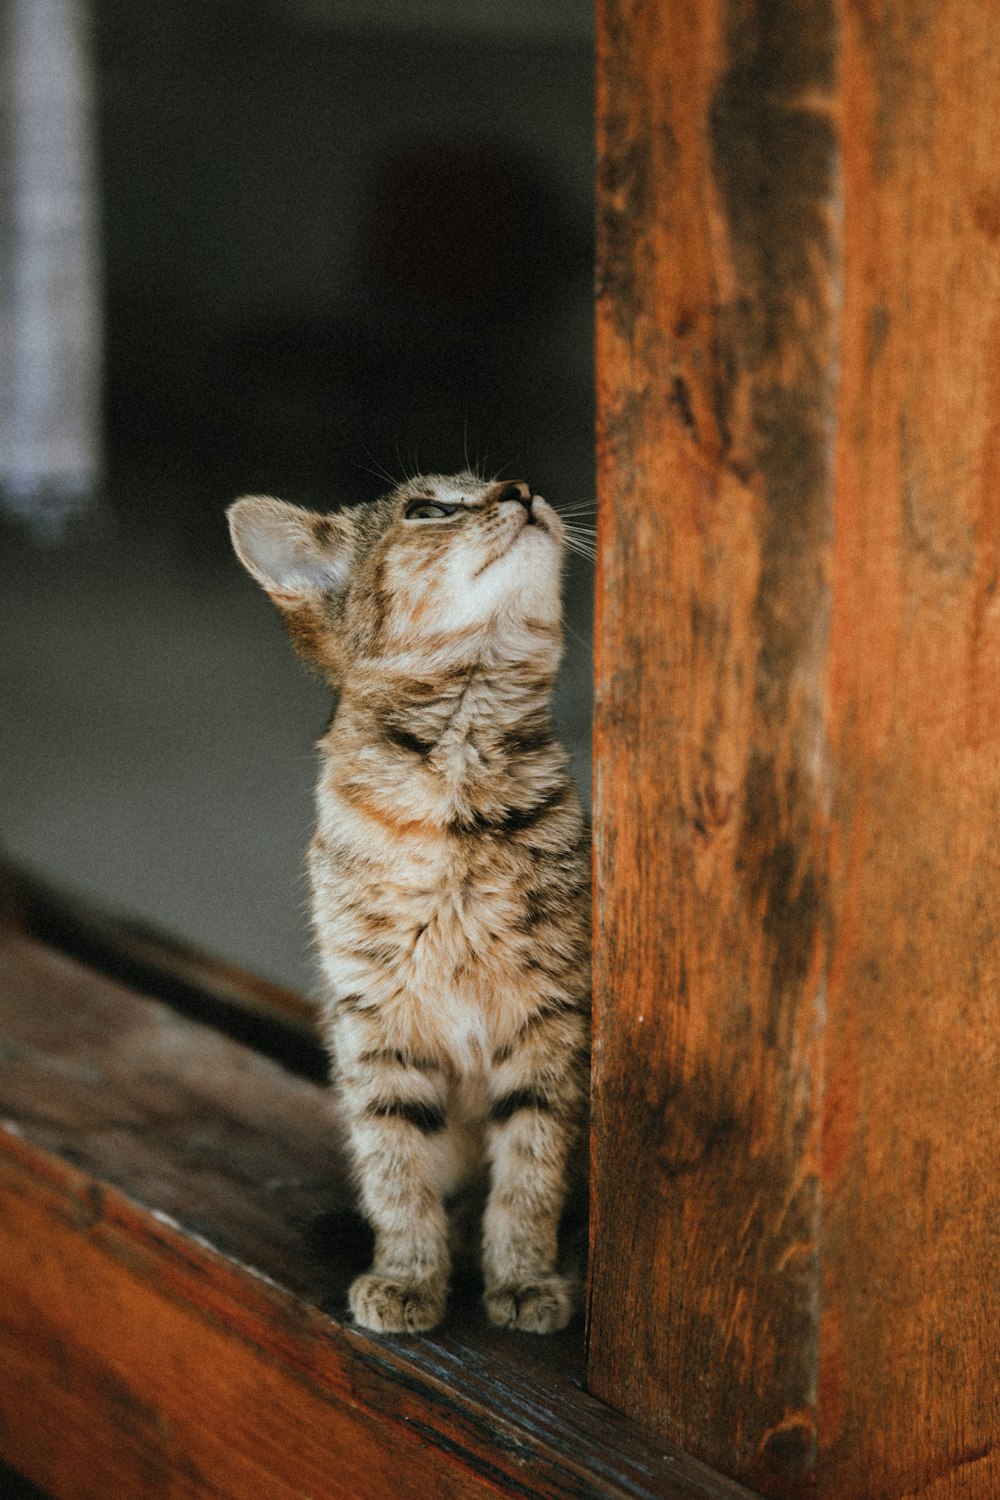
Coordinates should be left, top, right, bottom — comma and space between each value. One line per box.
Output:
309, 671, 588, 1072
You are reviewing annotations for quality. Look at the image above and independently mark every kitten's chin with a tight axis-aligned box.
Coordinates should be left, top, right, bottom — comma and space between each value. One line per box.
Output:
428, 536, 560, 639
478, 525, 561, 623
489, 502, 562, 580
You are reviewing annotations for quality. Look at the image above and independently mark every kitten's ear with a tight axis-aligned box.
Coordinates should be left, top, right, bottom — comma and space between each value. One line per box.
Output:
227, 496, 352, 601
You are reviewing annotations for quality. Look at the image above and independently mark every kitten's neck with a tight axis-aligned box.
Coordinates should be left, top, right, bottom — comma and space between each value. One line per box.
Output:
328, 633, 567, 812
343, 659, 557, 754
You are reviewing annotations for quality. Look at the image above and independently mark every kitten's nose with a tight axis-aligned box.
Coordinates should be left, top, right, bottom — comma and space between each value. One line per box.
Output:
490, 480, 533, 511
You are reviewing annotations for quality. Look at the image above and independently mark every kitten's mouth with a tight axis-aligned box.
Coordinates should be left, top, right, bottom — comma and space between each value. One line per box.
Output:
473, 495, 557, 576
519, 493, 559, 538
524, 497, 549, 531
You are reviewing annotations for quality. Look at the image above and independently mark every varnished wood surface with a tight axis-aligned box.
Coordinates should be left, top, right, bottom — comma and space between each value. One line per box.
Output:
593, 1, 1000, 1496
0, 859, 327, 1080
593, 0, 836, 1493
824, 3, 1000, 1495
0, 931, 755, 1500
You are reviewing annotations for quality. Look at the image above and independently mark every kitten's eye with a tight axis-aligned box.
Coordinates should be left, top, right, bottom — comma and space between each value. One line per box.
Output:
404, 500, 460, 521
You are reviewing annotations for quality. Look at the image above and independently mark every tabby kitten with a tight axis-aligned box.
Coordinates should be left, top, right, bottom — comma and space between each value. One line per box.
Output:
227, 472, 590, 1334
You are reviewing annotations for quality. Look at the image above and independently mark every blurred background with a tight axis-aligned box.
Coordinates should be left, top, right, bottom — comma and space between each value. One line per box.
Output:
0, 0, 595, 993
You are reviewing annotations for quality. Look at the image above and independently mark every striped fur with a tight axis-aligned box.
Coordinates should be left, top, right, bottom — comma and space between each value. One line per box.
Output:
228, 473, 590, 1334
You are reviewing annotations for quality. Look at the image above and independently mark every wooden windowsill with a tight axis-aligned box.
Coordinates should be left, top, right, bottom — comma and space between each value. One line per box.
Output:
0, 872, 755, 1500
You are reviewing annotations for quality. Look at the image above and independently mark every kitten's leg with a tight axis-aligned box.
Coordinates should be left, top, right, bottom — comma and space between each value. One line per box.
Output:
339, 1049, 452, 1334
482, 1005, 588, 1334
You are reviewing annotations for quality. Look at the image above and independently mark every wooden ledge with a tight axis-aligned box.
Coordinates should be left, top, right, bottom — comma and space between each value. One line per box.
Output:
0, 926, 755, 1500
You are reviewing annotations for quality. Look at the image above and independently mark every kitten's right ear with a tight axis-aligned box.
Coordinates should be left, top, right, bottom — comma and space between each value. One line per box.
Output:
227, 496, 352, 602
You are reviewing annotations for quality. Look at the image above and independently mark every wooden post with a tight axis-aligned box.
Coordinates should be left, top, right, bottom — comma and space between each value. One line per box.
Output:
591, 2, 1000, 1497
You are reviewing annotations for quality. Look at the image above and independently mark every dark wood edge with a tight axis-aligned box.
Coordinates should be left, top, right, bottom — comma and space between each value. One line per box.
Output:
0, 858, 328, 1081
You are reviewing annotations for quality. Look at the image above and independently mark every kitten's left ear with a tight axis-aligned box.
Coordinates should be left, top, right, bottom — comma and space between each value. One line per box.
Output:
227, 496, 353, 602
227, 496, 355, 680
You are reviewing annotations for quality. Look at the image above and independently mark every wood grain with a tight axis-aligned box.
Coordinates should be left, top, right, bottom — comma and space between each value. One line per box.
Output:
592, 0, 836, 1492
593, 1, 1000, 1495
823, 2, 1000, 1495
0, 859, 327, 1081
0, 931, 755, 1500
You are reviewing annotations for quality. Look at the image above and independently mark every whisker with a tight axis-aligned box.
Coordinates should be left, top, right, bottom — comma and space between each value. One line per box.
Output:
353, 443, 400, 490
463, 427, 487, 482
394, 438, 414, 486
562, 616, 594, 654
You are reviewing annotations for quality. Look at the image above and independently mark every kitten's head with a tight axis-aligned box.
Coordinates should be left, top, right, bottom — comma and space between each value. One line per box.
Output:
227, 473, 565, 689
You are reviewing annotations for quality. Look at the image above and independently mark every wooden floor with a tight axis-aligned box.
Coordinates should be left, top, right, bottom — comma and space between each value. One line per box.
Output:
0, 891, 753, 1500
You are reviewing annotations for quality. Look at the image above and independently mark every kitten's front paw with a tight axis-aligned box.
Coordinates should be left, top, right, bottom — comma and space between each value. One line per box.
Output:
484, 1275, 574, 1334
349, 1272, 446, 1334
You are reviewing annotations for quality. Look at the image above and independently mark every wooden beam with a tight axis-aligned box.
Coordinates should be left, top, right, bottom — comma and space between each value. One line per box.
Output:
592, 0, 836, 1492
0, 931, 754, 1500
592, 1, 1000, 1495
823, 1, 1000, 1495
